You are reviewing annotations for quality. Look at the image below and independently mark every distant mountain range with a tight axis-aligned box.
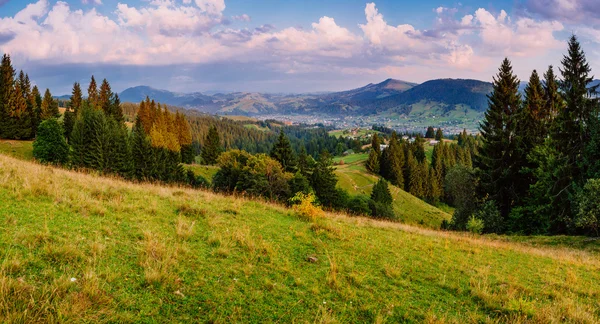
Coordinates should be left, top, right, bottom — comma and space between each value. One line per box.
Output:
115, 78, 494, 118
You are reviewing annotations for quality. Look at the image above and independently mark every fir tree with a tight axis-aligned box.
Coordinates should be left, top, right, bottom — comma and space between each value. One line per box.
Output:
87, 76, 98, 108
543, 65, 563, 123
425, 126, 435, 138
99, 78, 112, 115
31, 85, 42, 132
70, 82, 83, 114
371, 178, 393, 206
366, 148, 380, 173
0, 54, 15, 139
40, 89, 59, 120
201, 125, 222, 165
270, 130, 297, 172
477, 58, 522, 218
435, 128, 443, 141
371, 133, 381, 157
311, 151, 340, 208
380, 132, 404, 188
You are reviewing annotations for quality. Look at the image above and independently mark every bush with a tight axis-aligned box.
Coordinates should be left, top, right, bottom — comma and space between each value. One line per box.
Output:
466, 216, 484, 235
369, 200, 396, 220
33, 118, 69, 165
289, 192, 323, 221
347, 195, 371, 215
574, 179, 600, 236
474, 200, 503, 233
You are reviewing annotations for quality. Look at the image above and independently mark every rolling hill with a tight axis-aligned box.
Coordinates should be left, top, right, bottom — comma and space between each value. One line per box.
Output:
116, 78, 489, 117
1, 152, 599, 322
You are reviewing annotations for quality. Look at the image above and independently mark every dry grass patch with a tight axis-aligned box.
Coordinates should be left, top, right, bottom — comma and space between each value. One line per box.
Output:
139, 231, 177, 287
175, 216, 196, 240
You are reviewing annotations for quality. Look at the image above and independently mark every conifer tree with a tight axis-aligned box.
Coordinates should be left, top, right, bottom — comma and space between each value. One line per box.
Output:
0, 54, 15, 138
311, 151, 340, 208
40, 89, 59, 120
543, 65, 563, 123
371, 178, 393, 206
11, 83, 32, 139
201, 125, 222, 165
87, 76, 98, 108
366, 148, 380, 173
111, 93, 124, 123
270, 130, 297, 172
70, 82, 83, 114
31, 85, 42, 134
99, 78, 112, 115
537, 35, 599, 230
477, 58, 521, 218
371, 133, 381, 157
435, 128, 443, 141
425, 126, 435, 138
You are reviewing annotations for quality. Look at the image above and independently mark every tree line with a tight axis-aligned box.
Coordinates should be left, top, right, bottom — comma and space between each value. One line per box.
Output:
207, 129, 396, 219
31, 75, 200, 186
452, 35, 600, 235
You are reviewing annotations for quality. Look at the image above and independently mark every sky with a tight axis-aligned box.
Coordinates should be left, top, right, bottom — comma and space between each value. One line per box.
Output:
0, 0, 599, 95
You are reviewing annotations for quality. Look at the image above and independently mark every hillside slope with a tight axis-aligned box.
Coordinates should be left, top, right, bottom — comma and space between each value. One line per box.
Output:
1, 154, 599, 322
333, 154, 451, 227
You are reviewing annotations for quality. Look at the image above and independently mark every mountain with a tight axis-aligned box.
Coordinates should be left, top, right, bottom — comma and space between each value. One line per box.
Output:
117, 78, 490, 117
119, 86, 215, 110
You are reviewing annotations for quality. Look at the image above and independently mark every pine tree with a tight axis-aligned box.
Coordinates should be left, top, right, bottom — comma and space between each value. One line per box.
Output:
543, 65, 563, 123
311, 151, 340, 208
33, 118, 69, 165
0, 54, 15, 139
435, 128, 443, 141
477, 58, 522, 218
201, 125, 222, 165
11, 83, 32, 139
87, 76, 98, 108
540, 35, 599, 231
366, 148, 380, 173
425, 126, 435, 138
31, 85, 42, 134
99, 78, 112, 115
270, 130, 297, 172
40, 89, 59, 120
371, 178, 393, 206
371, 133, 381, 157
111, 93, 124, 123
70, 82, 83, 114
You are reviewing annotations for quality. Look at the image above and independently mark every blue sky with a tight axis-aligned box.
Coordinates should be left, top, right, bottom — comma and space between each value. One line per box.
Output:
0, 0, 598, 94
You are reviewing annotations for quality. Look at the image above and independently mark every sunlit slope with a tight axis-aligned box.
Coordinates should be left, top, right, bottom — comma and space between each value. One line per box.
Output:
334, 154, 451, 227
0, 154, 599, 323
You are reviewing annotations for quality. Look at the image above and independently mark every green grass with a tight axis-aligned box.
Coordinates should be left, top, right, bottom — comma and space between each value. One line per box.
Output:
334, 154, 451, 228
1, 153, 599, 323
333, 153, 368, 165
184, 164, 219, 182
0, 140, 33, 161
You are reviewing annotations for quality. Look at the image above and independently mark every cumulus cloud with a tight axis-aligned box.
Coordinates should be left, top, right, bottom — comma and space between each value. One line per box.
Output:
0, 0, 568, 86
523, 0, 600, 24
82, 0, 102, 5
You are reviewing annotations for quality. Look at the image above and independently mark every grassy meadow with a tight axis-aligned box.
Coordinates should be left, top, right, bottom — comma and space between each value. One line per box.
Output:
1, 153, 599, 322
334, 153, 451, 228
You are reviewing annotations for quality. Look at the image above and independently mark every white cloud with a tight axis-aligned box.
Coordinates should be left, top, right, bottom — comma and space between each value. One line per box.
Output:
82, 0, 102, 5
0, 0, 567, 82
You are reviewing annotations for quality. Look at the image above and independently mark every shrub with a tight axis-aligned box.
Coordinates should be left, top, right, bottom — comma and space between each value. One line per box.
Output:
574, 179, 600, 236
289, 192, 323, 221
347, 195, 371, 215
474, 200, 503, 233
466, 216, 484, 235
369, 200, 396, 220
33, 118, 69, 165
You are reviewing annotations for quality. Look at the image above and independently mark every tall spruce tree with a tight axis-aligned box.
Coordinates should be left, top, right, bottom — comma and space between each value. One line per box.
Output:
201, 125, 222, 165
541, 35, 598, 231
477, 58, 522, 218
435, 128, 443, 141
543, 66, 563, 123
366, 148, 380, 173
311, 151, 340, 208
0, 54, 15, 139
40, 89, 59, 120
371, 178, 393, 206
380, 132, 404, 188
87, 76, 98, 108
30, 85, 42, 134
270, 130, 297, 172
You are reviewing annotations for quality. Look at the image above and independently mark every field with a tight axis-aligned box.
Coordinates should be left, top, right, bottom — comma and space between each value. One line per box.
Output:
0, 140, 33, 161
1, 153, 599, 323
334, 153, 451, 227
184, 164, 219, 182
